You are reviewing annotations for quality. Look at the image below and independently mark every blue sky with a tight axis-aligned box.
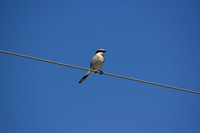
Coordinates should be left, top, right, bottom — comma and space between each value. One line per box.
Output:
0, 0, 200, 133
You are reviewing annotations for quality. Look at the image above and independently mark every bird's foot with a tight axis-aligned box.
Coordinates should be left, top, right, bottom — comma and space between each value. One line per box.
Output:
98, 70, 103, 74
95, 70, 104, 74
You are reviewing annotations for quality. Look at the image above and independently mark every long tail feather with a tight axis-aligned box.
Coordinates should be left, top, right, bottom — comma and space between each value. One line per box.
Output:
79, 71, 92, 84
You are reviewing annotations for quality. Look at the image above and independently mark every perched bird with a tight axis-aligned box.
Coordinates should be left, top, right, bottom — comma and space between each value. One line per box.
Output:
79, 49, 106, 83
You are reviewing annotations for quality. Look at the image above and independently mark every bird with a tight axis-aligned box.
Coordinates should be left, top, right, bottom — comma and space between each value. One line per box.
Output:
79, 49, 106, 84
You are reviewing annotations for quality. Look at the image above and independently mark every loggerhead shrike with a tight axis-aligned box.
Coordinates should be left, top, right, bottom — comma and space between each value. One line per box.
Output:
79, 49, 106, 83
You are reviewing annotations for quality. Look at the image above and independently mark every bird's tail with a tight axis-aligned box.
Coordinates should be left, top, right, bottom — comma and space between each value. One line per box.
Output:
79, 71, 93, 84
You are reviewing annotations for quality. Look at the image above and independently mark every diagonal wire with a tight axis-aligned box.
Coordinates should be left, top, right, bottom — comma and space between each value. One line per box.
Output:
0, 50, 200, 95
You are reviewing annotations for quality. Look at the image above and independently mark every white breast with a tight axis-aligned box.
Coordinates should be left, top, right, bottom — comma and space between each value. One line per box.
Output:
90, 52, 105, 71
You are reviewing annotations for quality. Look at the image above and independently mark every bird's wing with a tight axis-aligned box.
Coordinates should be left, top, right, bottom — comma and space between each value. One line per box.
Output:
90, 55, 97, 69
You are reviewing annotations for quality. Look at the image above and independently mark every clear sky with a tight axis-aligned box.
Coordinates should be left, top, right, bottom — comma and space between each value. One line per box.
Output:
0, 0, 200, 133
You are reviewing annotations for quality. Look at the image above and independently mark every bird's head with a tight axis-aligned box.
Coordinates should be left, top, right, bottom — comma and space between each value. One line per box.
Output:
95, 49, 106, 54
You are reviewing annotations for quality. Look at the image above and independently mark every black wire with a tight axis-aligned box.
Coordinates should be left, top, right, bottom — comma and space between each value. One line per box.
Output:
1, 50, 199, 95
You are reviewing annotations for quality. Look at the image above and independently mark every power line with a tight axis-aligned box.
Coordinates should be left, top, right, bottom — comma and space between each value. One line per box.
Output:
0, 49, 200, 95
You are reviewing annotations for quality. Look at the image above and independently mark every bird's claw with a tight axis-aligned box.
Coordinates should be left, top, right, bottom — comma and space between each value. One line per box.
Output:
98, 70, 103, 74
95, 70, 103, 74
